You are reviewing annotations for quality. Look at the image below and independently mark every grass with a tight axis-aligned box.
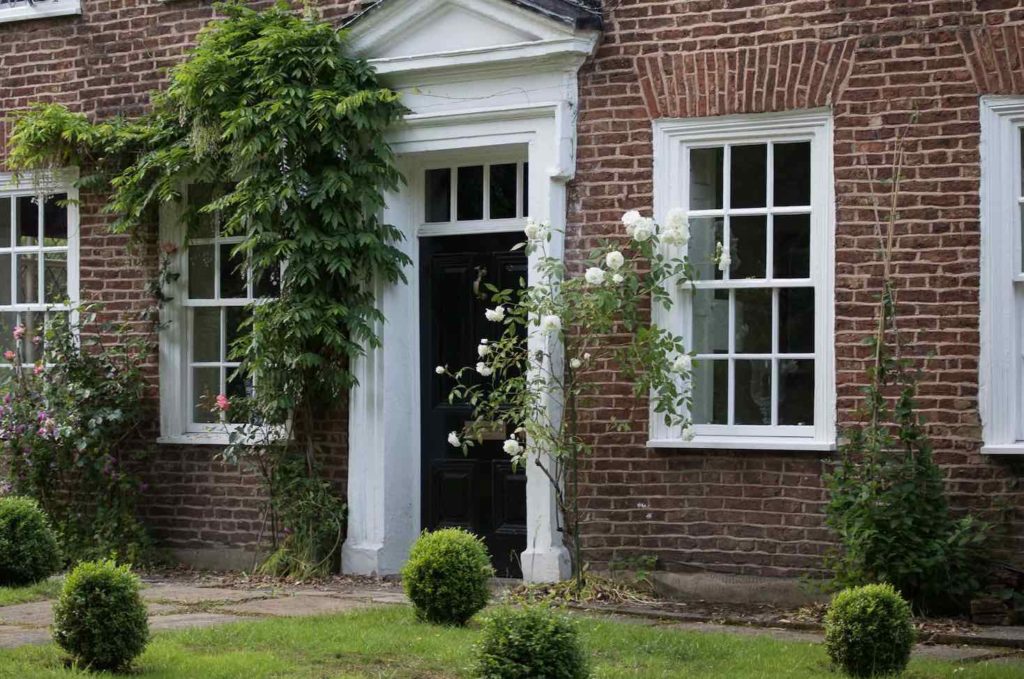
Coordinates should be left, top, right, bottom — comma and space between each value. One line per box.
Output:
0, 605, 1021, 678
0, 577, 62, 607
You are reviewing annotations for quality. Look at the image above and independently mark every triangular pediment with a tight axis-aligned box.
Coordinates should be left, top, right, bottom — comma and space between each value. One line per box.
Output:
348, 0, 578, 61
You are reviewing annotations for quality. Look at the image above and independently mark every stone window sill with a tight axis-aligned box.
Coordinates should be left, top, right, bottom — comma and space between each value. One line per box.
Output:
647, 436, 836, 453
981, 443, 1024, 456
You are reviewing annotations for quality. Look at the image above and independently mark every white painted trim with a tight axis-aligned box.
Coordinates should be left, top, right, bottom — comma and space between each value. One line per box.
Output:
0, 0, 80, 23
650, 109, 836, 449
979, 96, 1024, 453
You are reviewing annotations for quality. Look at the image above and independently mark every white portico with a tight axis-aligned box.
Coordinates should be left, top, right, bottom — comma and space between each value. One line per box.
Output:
340, 0, 600, 583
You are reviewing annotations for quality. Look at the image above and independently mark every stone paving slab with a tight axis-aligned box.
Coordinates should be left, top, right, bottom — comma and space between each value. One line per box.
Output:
0, 601, 52, 628
148, 612, 249, 631
0, 626, 50, 649
220, 594, 372, 618
141, 584, 274, 604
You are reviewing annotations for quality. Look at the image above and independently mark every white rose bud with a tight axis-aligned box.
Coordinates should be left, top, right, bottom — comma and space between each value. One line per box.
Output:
583, 353, 591, 360
569, 358, 582, 369
584, 267, 605, 285
540, 314, 562, 334
435, 365, 445, 375
611, 273, 624, 284
448, 431, 461, 447
478, 343, 491, 358
605, 250, 624, 270
484, 306, 505, 322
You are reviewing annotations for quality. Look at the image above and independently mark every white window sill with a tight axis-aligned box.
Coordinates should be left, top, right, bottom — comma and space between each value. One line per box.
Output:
157, 432, 231, 446
981, 443, 1024, 455
0, 3, 81, 24
647, 436, 836, 452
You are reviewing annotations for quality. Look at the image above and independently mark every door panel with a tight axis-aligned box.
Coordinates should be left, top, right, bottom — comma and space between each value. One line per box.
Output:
420, 233, 527, 577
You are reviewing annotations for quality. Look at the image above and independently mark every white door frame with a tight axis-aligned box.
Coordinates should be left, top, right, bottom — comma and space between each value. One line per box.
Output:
342, 104, 575, 582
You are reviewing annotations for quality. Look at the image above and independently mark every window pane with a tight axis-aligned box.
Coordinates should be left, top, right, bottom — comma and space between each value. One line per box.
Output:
21, 312, 46, 365
42, 193, 68, 245
779, 359, 814, 425
779, 287, 814, 353
192, 367, 221, 424
225, 306, 249, 360
0, 312, 16, 361
730, 144, 766, 208
522, 162, 530, 218
735, 359, 772, 425
254, 266, 280, 298
692, 288, 728, 354
0, 254, 10, 305
188, 244, 215, 299
457, 166, 484, 221
192, 307, 221, 363
219, 243, 247, 299
0, 197, 10, 247
43, 252, 67, 303
735, 289, 771, 354
425, 168, 451, 223
688, 216, 724, 281
774, 142, 811, 206
731, 215, 766, 279
692, 358, 727, 424
226, 370, 251, 424
15, 196, 39, 246
189, 184, 217, 239
16, 253, 38, 304
774, 214, 810, 278
489, 164, 517, 219
689, 147, 724, 210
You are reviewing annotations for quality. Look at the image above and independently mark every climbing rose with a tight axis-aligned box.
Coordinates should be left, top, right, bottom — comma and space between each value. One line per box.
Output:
503, 437, 522, 456
3, 351, 14, 362
476, 362, 493, 377
621, 210, 642, 236
448, 431, 460, 447
12, 325, 25, 341
569, 358, 582, 369
611, 273, 624, 284
540, 314, 561, 334
584, 267, 605, 285
484, 306, 505, 322
33, 364, 43, 376
605, 250, 624, 270
681, 426, 695, 442
632, 218, 654, 242
477, 343, 491, 358
666, 207, 688, 230
672, 354, 692, 373
215, 394, 231, 411
524, 219, 546, 241
718, 246, 732, 272
435, 365, 445, 375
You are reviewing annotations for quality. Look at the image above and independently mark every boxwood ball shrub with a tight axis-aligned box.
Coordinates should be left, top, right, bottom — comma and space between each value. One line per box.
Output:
475, 605, 588, 679
825, 583, 915, 678
0, 496, 62, 586
401, 528, 493, 626
53, 560, 149, 671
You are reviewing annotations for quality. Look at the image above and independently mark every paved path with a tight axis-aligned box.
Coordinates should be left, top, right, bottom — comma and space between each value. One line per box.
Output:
0, 576, 407, 649
1, 576, 1023, 669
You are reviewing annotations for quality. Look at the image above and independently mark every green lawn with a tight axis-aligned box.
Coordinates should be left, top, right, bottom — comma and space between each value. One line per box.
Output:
0, 606, 1021, 678
0, 578, 62, 607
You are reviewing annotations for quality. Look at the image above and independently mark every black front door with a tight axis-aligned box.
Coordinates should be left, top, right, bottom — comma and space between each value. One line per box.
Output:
420, 232, 527, 577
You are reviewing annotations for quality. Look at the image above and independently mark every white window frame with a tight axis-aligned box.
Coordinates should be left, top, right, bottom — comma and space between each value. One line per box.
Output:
0, 170, 80, 358
649, 109, 836, 452
158, 188, 266, 445
980, 97, 1024, 455
0, 0, 81, 23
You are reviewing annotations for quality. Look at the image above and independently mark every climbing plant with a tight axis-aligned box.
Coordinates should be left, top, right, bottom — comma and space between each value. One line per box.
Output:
7, 1, 409, 576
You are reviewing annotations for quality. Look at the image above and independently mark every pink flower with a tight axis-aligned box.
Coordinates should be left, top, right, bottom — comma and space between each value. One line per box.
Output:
31, 336, 41, 346
160, 241, 178, 255
12, 325, 24, 341
215, 394, 231, 412
3, 351, 15, 362
33, 364, 44, 376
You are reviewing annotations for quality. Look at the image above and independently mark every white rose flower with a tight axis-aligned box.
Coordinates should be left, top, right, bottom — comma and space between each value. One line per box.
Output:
681, 426, 695, 442
502, 438, 522, 456
478, 343, 491, 358
717, 246, 731, 272
448, 431, 461, 447
666, 207, 688, 230
583, 352, 591, 360
661, 226, 689, 246
540, 314, 562, 334
435, 365, 445, 375
484, 306, 505, 322
476, 362, 493, 377
584, 267, 605, 285
632, 217, 654, 242
672, 354, 693, 373
611, 273, 624, 284
524, 219, 541, 240
569, 358, 582, 369
621, 210, 642, 235
605, 250, 625, 270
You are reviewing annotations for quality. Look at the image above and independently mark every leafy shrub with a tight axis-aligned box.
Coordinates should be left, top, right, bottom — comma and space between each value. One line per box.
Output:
53, 560, 149, 671
475, 605, 589, 679
401, 528, 493, 626
825, 584, 914, 678
0, 496, 61, 586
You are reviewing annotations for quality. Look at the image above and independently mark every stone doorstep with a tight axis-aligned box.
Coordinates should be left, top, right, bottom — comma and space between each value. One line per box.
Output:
576, 603, 1024, 652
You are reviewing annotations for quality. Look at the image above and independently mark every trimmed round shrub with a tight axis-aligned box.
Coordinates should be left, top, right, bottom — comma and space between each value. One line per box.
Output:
401, 528, 493, 626
0, 496, 62, 586
475, 605, 588, 679
825, 584, 915, 678
53, 560, 149, 671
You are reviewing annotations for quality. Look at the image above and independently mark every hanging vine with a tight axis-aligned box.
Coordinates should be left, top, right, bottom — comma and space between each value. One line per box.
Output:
7, 0, 409, 576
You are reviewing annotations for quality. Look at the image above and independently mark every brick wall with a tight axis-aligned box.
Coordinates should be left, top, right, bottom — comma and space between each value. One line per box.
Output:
0, 0, 361, 561
571, 0, 1024, 578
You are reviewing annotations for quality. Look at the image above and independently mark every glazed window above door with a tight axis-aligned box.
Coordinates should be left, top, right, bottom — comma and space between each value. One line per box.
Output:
651, 111, 835, 451
423, 161, 528, 225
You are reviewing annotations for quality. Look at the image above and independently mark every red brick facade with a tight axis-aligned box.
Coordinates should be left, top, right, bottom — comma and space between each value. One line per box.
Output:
2, 0, 1023, 577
